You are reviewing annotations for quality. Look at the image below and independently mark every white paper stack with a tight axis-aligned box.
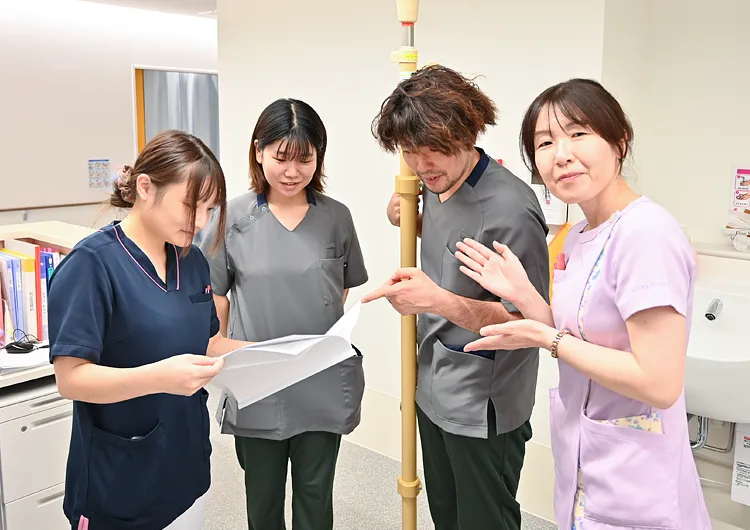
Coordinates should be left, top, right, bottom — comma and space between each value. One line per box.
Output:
210, 301, 362, 409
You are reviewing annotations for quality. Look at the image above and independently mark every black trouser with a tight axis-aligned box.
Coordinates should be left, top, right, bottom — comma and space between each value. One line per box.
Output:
234, 432, 342, 530
417, 403, 532, 530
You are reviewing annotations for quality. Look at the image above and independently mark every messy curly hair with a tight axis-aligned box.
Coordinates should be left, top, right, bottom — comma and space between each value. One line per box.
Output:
371, 64, 497, 155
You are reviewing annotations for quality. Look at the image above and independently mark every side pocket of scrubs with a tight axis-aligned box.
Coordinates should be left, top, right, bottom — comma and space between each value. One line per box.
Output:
88, 422, 166, 520
578, 413, 680, 529
548, 387, 563, 472
280, 348, 364, 434
429, 338, 493, 426
548, 386, 566, 526
231, 393, 282, 432
338, 346, 365, 433
198, 389, 212, 462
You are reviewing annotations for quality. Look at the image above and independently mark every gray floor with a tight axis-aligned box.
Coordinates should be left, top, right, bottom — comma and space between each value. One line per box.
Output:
202, 390, 556, 530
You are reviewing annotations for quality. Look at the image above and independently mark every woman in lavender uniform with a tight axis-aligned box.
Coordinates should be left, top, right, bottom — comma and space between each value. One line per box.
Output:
454, 79, 712, 529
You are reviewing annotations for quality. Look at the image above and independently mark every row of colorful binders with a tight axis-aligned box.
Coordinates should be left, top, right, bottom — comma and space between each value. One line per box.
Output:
0, 239, 63, 347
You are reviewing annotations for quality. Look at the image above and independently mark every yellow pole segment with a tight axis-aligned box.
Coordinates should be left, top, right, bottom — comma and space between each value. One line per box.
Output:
390, 2, 422, 529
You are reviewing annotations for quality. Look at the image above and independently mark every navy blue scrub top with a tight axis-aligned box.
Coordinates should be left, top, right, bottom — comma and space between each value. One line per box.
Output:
47, 221, 220, 530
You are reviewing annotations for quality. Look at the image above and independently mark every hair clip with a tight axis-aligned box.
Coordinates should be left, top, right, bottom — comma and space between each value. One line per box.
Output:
113, 165, 125, 184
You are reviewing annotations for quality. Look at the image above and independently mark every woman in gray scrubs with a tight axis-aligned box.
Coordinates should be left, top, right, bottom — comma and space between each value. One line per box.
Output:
199, 98, 368, 530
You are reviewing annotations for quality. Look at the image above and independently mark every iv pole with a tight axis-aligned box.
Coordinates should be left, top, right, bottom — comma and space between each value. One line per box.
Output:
390, 1, 422, 529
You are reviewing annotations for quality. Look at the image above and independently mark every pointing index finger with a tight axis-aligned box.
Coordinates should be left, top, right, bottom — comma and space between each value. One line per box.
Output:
361, 284, 393, 304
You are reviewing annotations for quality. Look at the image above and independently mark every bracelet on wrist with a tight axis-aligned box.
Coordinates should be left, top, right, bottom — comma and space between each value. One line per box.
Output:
550, 329, 570, 359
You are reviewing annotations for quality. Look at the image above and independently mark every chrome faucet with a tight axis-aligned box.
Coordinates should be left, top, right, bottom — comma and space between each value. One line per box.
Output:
705, 298, 723, 321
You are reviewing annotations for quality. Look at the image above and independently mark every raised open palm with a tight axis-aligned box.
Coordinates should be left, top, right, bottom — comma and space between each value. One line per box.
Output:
455, 238, 531, 304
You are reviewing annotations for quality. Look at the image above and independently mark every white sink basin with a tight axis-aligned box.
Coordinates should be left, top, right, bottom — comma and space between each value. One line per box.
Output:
684, 281, 750, 423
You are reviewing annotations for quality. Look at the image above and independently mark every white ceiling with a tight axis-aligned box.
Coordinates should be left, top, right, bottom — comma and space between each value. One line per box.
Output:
81, 0, 217, 17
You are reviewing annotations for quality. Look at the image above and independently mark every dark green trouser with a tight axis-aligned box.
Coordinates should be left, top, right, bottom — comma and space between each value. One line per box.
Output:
234, 432, 342, 530
417, 403, 532, 530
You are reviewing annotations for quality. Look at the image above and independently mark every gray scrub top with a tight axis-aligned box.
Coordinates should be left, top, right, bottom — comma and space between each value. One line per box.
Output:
199, 188, 369, 440
416, 148, 550, 438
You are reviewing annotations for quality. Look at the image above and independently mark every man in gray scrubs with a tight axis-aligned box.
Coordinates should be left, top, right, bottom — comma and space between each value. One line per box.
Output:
364, 65, 549, 530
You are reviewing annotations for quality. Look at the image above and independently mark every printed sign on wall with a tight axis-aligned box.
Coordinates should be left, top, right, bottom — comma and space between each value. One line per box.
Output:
732, 167, 750, 211
88, 159, 111, 189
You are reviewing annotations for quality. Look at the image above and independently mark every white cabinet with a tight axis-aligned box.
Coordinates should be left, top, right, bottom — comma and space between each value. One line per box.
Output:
4, 484, 68, 530
0, 376, 72, 530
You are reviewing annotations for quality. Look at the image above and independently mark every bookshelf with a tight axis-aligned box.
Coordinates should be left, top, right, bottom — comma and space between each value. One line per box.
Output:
0, 221, 95, 389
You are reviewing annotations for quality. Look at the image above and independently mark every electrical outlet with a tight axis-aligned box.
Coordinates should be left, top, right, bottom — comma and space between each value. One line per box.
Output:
22, 210, 28, 222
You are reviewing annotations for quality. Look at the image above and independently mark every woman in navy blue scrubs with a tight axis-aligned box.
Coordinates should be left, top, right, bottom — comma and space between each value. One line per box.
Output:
48, 130, 251, 530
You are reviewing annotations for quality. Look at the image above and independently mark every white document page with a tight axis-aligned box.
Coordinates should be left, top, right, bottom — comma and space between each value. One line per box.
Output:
210, 301, 362, 409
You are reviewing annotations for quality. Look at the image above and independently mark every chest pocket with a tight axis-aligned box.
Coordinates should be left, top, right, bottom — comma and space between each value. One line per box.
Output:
190, 292, 213, 303
441, 230, 484, 299
183, 290, 213, 346
318, 257, 345, 309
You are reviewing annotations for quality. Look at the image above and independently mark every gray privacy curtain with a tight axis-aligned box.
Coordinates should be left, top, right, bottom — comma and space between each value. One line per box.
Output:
143, 70, 220, 159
